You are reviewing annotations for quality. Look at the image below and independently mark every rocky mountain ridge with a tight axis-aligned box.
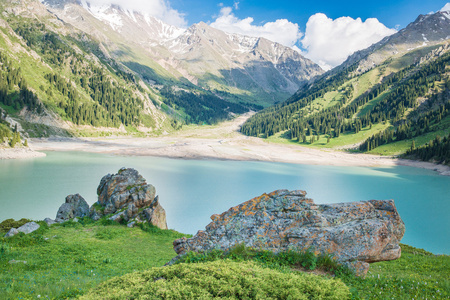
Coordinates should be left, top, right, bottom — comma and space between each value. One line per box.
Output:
39, 0, 323, 105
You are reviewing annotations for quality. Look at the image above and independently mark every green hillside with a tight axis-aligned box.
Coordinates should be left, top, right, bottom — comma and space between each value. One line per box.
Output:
241, 45, 450, 164
1, 218, 448, 299
0, 2, 253, 140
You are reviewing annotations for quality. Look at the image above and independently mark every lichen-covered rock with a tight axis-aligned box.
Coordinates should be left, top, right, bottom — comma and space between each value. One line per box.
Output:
55, 194, 89, 223
173, 189, 405, 276
92, 168, 167, 229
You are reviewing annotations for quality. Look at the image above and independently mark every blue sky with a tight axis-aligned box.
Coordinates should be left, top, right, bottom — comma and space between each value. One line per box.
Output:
172, 0, 447, 30
88, 0, 449, 69
171, 0, 449, 69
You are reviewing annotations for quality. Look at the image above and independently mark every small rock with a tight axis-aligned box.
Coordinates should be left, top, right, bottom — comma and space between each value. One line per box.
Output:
109, 211, 125, 222
127, 221, 136, 228
73, 217, 79, 223
4, 228, 19, 238
44, 218, 56, 226
17, 222, 40, 234
56, 194, 89, 223
9, 259, 27, 264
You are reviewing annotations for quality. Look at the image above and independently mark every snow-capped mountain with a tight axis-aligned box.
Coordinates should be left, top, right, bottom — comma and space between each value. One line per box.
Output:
39, 0, 323, 104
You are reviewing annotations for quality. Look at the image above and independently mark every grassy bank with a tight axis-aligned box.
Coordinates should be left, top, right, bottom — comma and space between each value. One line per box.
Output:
1, 219, 448, 299
0, 218, 188, 299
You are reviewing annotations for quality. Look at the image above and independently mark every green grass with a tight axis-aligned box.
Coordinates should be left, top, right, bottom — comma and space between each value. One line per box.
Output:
0, 220, 188, 299
387, 44, 444, 72
305, 91, 343, 113
1, 218, 448, 299
369, 116, 450, 156
170, 244, 450, 300
352, 68, 381, 99
266, 123, 390, 150
356, 90, 390, 117
342, 244, 450, 299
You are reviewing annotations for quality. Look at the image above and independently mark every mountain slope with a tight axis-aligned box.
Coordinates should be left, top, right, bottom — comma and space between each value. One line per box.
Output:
40, 0, 323, 106
0, 0, 168, 140
1, 0, 281, 142
241, 10, 450, 163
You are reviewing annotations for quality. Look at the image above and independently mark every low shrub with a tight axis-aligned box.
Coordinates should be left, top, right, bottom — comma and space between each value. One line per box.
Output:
138, 222, 190, 239
178, 244, 352, 276
80, 260, 350, 300
0, 218, 31, 233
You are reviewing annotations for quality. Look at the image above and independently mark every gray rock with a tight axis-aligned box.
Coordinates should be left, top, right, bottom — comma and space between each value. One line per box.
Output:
9, 259, 27, 264
89, 206, 102, 221
44, 218, 56, 226
17, 222, 40, 234
109, 211, 125, 222
93, 168, 167, 229
4, 228, 19, 238
173, 189, 405, 277
127, 221, 136, 228
56, 194, 89, 222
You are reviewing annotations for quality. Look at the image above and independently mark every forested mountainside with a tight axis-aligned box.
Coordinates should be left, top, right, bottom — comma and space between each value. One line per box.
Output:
0, 0, 322, 143
0, 0, 168, 140
41, 0, 323, 107
241, 10, 450, 165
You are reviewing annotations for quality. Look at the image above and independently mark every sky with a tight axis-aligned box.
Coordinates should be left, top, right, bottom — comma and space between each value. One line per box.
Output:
85, 0, 450, 70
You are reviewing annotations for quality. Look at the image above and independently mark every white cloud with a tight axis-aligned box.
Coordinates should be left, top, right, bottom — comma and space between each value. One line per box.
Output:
440, 3, 450, 11
210, 6, 302, 48
85, 0, 186, 27
301, 13, 396, 70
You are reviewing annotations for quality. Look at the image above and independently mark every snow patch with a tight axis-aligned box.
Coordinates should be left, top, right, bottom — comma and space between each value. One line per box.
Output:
443, 11, 450, 20
80, 1, 123, 31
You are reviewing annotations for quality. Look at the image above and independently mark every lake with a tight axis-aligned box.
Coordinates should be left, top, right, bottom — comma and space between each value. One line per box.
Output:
0, 151, 449, 254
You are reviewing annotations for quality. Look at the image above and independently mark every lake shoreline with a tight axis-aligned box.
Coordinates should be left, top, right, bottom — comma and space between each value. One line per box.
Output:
0, 147, 46, 159
26, 136, 450, 176
3, 113, 449, 175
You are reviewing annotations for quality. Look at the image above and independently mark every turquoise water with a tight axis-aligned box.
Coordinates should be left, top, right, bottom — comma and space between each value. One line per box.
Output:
0, 151, 449, 254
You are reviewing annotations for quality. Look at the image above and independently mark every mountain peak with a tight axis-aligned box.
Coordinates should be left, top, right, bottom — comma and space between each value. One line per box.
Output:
33, 0, 323, 104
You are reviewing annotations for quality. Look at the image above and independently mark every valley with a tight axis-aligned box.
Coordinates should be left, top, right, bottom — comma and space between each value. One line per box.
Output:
0, 1, 449, 299
0, 0, 449, 171
27, 113, 450, 175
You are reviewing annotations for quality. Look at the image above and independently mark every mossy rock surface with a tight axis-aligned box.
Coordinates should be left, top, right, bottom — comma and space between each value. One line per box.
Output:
80, 260, 350, 299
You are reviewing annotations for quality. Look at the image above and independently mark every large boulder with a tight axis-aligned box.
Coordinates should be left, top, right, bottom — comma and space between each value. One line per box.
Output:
173, 189, 405, 276
90, 168, 167, 229
55, 194, 90, 223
